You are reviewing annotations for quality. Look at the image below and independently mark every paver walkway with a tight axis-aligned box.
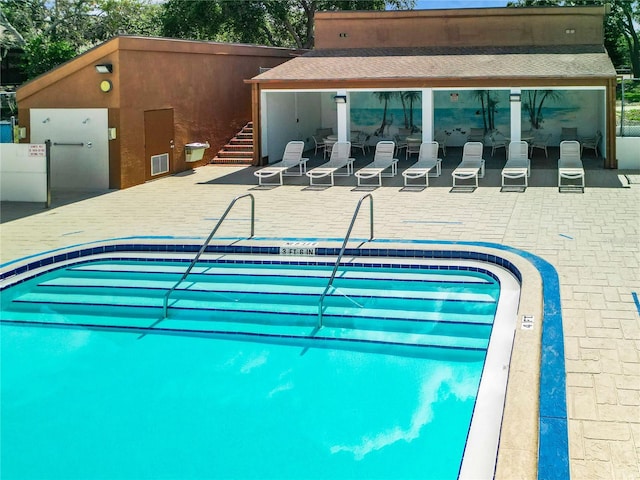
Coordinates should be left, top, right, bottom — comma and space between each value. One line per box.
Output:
1, 163, 639, 479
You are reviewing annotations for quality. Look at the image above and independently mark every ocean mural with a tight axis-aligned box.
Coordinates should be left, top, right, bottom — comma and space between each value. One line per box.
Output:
346, 89, 602, 147
350, 91, 423, 142
433, 90, 510, 146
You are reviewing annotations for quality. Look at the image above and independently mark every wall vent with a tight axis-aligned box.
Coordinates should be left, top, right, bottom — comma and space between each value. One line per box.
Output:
151, 153, 169, 176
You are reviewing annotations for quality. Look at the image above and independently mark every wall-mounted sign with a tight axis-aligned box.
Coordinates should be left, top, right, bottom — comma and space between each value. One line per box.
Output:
28, 144, 46, 157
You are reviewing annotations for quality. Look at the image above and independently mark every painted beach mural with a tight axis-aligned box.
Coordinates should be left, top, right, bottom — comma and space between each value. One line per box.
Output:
350, 91, 423, 145
348, 89, 602, 147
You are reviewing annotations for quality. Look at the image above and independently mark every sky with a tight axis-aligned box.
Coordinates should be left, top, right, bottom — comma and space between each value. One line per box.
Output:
415, 0, 509, 9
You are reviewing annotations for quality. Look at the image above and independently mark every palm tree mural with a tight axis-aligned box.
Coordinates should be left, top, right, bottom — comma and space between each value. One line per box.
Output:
487, 94, 499, 131
472, 90, 489, 132
402, 91, 421, 132
372, 91, 395, 136
523, 90, 562, 130
471, 90, 501, 132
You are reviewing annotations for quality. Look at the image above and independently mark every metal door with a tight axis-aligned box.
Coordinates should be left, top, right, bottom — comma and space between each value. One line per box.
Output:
144, 109, 174, 180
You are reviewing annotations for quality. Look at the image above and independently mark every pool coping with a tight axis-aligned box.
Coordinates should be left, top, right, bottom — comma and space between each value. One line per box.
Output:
0, 235, 568, 480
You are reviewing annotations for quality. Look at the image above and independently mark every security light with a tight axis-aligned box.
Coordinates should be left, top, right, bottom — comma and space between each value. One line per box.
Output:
509, 93, 521, 102
334, 95, 347, 104
95, 63, 113, 74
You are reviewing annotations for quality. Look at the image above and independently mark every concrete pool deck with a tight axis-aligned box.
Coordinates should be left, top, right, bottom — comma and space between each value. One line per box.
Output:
1, 161, 639, 479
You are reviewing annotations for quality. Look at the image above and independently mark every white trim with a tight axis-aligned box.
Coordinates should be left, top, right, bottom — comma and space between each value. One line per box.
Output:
337, 89, 348, 142
510, 88, 522, 142
259, 86, 607, 94
422, 88, 433, 142
261, 90, 269, 157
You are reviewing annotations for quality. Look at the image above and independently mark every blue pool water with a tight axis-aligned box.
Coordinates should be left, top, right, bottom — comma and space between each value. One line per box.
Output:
1, 256, 503, 479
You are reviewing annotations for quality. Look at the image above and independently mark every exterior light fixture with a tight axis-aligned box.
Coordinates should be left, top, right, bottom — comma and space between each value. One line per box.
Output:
95, 63, 113, 74
509, 93, 521, 102
334, 95, 347, 104
100, 80, 113, 93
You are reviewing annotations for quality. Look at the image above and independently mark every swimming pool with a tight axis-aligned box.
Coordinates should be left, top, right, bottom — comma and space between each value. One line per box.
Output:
1, 240, 520, 479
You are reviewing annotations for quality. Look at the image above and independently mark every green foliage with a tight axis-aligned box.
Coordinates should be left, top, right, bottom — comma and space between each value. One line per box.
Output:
619, 80, 640, 103
624, 109, 640, 122
507, 0, 640, 77
160, 0, 415, 49
1, 0, 165, 80
21, 36, 76, 79
92, 0, 163, 41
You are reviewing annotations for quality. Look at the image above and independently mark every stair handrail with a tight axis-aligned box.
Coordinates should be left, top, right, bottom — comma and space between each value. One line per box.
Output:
317, 194, 374, 327
162, 193, 255, 317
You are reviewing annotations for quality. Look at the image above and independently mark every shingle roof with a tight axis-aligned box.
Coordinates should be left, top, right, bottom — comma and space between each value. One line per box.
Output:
252, 45, 616, 82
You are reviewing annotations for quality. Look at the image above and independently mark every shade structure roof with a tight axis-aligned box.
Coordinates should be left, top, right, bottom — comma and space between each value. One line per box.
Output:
250, 45, 616, 84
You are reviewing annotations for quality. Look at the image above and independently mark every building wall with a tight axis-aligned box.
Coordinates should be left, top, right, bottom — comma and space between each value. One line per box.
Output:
315, 7, 605, 50
17, 37, 302, 189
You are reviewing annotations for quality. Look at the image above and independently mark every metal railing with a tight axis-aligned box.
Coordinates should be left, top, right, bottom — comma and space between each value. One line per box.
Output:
161, 193, 255, 317
317, 194, 374, 327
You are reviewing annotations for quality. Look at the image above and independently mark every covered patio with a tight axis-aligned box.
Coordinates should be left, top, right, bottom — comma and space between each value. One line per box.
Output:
247, 6, 617, 171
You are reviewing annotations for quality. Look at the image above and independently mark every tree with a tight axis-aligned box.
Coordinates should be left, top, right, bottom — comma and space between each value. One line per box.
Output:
609, 0, 640, 76
507, 0, 640, 77
90, 0, 163, 42
20, 35, 77, 78
160, 0, 415, 49
1, 0, 163, 80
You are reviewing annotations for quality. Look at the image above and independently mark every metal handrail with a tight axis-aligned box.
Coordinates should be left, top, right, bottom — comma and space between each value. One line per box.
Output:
161, 193, 255, 317
317, 194, 374, 327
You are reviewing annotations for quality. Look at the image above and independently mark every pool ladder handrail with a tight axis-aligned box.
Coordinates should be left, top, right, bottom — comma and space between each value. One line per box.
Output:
162, 193, 255, 317
317, 194, 374, 327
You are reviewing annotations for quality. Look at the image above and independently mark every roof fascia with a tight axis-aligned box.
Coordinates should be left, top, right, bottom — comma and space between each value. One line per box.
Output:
115, 36, 306, 58
315, 5, 607, 21
247, 76, 615, 89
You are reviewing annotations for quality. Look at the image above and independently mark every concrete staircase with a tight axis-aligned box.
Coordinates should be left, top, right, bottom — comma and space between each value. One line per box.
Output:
211, 122, 254, 165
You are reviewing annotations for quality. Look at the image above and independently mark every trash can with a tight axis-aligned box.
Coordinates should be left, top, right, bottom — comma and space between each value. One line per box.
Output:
185, 142, 210, 162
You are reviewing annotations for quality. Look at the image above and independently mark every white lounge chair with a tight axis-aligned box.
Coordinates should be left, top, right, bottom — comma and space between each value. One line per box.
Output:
452, 142, 485, 188
306, 141, 354, 186
254, 141, 308, 186
558, 140, 584, 192
501, 141, 531, 188
355, 141, 398, 187
402, 142, 442, 187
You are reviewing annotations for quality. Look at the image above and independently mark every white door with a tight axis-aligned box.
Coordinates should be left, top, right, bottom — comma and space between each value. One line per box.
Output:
30, 108, 109, 191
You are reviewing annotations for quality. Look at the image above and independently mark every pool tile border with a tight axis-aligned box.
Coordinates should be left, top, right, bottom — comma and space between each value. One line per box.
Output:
0, 236, 568, 480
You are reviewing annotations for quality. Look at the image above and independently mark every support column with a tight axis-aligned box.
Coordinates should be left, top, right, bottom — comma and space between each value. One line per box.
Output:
336, 89, 348, 142
422, 88, 433, 142
605, 78, 617, 168
254, 84, 264, 166
510, 88, 522, 143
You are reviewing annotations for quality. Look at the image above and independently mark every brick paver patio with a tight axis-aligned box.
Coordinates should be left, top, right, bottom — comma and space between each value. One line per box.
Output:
1, 160, 639, 479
